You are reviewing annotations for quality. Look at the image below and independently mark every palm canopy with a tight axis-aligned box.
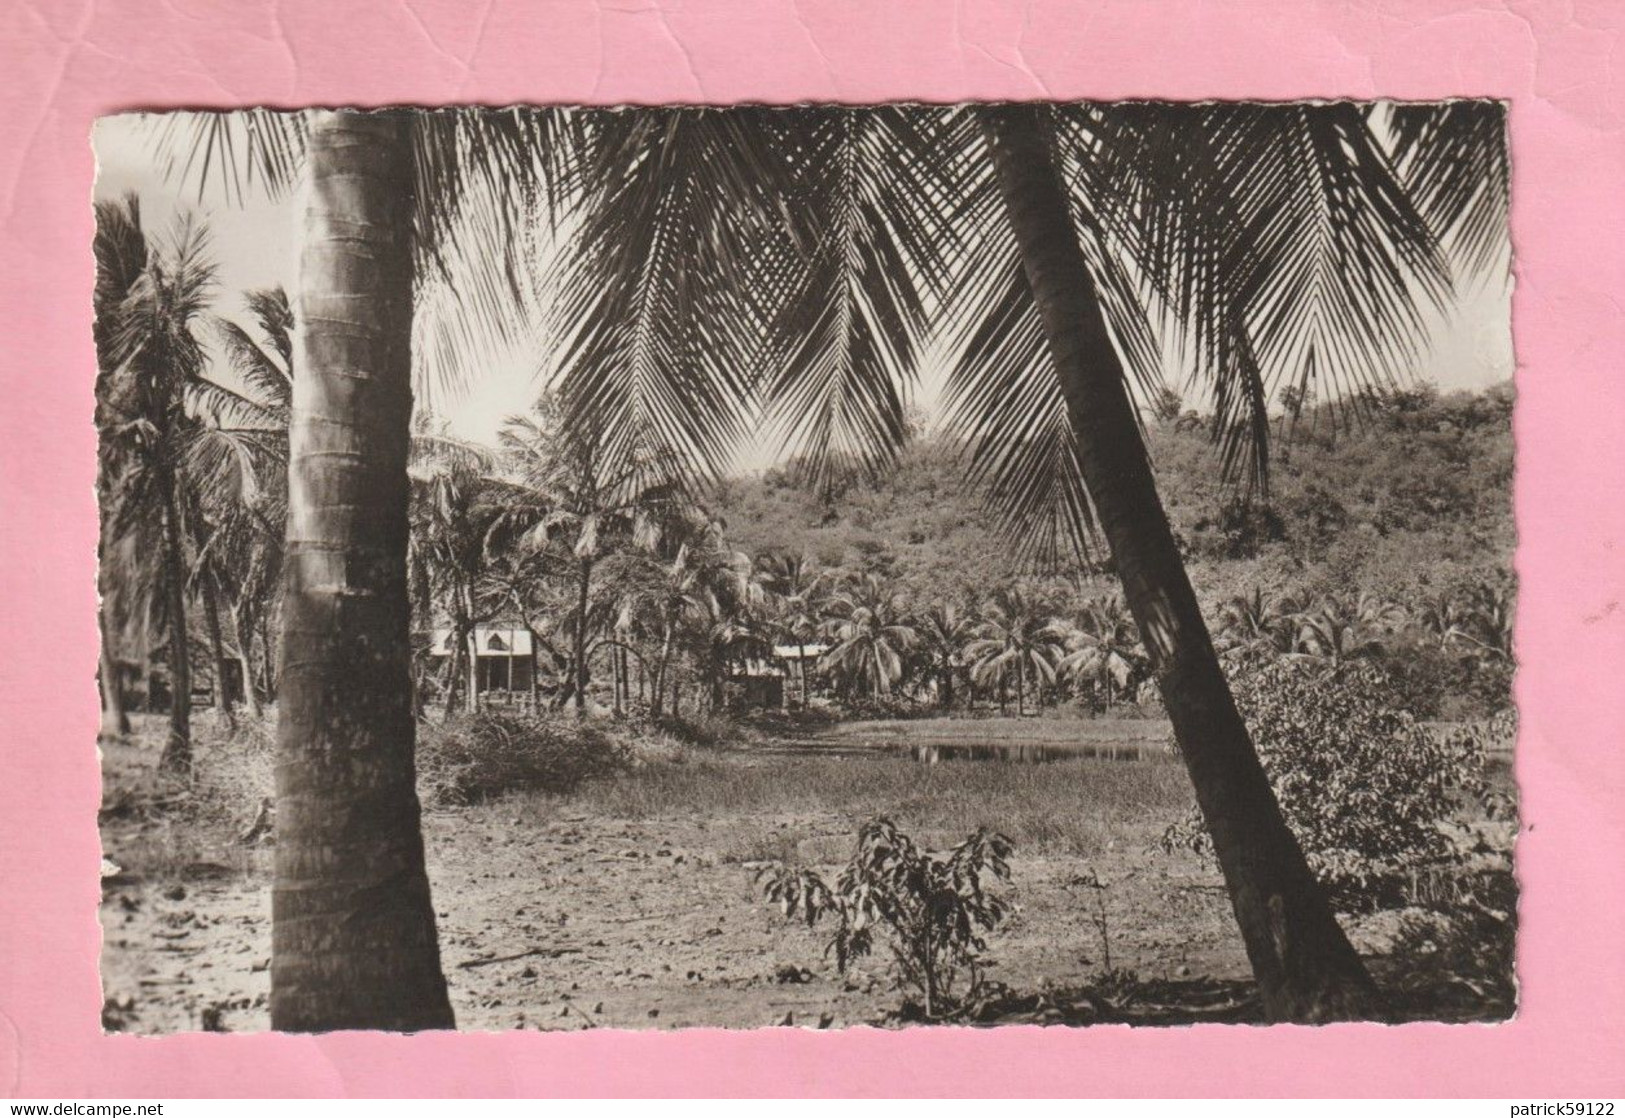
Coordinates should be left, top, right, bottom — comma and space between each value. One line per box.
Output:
95, 201, 290, 638
820, 572, 920, 698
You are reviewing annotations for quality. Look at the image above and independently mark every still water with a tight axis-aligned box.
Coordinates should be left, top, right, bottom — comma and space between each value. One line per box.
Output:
889, 741, 1160, 764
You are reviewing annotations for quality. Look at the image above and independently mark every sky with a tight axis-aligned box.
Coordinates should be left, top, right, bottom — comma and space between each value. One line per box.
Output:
92, 112, 1515, 475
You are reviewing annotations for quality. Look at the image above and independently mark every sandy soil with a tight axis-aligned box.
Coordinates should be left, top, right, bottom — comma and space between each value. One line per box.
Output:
98, 729, 1511, 1034
100, 787, 1256, 1032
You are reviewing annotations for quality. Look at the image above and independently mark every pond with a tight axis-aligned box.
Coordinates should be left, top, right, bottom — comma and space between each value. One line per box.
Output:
888, 741, 1164, 764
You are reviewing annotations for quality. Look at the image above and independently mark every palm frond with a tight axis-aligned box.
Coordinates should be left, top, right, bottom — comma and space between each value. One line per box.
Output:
758, 106, 969, 490
941, 235, 1096, 570
1386, 100, 1510, 278
139, 109, 307, 205
549, 107, 797, 486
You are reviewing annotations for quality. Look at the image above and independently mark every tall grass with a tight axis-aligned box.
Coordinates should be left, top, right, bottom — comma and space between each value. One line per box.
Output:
508, 755, 1190, 857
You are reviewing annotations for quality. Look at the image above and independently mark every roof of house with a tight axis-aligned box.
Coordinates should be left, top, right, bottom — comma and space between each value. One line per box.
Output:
430, 627, 534, 657
772, 643, 829, 660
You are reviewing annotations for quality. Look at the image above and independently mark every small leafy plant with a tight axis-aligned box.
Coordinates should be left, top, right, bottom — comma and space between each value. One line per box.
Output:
759, 817, 1014, 1019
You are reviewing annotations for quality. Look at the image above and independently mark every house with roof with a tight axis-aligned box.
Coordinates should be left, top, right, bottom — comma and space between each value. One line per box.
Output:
428, 626, 538, 700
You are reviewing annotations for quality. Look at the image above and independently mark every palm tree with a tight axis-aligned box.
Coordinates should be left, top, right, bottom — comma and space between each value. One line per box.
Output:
1291, 592, 1400, 666
541, 100, 1507, 1020
486, 398, 674, 715
146, 106, 570, 1031
758, 552, 827, 709
267, 111, 532, 1032
967, 587, 1064, 717
1457, 581, 1514, 662
632, 531, 751, 717
182, 288, 297, 729
93, 198, 151, 741
1215, 586, 1299, 661
1060, 593, 1147, 710
914, 602, 976, 712
206, 287, 295, 716
409, 448, 499, 717
94, 198, 219, 774
821, 573, 919, 701
1414, 590, 1469, 651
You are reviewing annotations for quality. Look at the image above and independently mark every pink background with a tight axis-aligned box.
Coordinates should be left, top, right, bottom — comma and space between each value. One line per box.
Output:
3, 0, 1622, 1098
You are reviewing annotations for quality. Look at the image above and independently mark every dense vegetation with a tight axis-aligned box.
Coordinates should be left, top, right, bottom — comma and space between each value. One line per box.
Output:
713, 383, 1514, 720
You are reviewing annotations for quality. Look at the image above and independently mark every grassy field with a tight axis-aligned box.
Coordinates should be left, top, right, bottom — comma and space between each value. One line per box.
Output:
98, 712, 1514, 1033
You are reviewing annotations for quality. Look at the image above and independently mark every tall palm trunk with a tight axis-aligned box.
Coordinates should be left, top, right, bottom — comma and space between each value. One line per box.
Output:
98, 609, 130, 740
573, 557, 593, 716
442, 620, 470, 721
524, 623, 542, 712
258, 613, 278, 700
982, 103, 1375, 1022
156, 468, 191, 775
652, 625, 675, 719
232, 604, 264, 720
273, 110, 454, 1032
201, 579, 236, 731
798, 640, 809, 710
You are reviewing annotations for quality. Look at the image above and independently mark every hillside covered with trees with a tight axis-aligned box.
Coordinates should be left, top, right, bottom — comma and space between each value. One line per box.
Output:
714, 383, 1514, 719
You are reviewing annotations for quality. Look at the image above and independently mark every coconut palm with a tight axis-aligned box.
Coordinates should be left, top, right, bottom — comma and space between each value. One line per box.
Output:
630, 529, 755, 717
409, 442, 502, 717
144, 103, 593, 1030
534, 100, 1506, 1019
205, 287, 295, 714
1414, 590, 1469, 651
1291, 592, 1401, 666
758, 552, 827, 709
914, 602, 977, 712
184, 287, 297, 728
94, 197, 221, 773
1215, 586, 1300, 661
485, 398, 676, 715
1456, 581, 1515, 662
821, 573, 919, 701
966, 587, 1065, 716
1060, 594, 1147, 710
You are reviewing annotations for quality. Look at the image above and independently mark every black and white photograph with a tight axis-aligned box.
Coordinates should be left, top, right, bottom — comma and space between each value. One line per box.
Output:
92, 102, 1516, 1034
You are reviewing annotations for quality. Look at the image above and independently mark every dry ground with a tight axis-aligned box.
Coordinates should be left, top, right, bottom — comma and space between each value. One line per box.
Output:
97, 715, 1513, 1033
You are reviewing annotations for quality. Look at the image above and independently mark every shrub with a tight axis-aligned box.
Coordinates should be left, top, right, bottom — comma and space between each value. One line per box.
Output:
1387, 867, 1517, 1020
1380, 635, 1515, 721
759, 817, 1014, 1019
652, 711, 745, 749
1161, 661, 1489, 910
417, 711, 631, 806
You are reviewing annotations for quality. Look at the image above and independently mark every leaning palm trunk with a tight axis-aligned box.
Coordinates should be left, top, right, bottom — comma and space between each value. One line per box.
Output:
982, 104, 1376, 1022
273, 110, 454, 1032
156, 469, 191, 775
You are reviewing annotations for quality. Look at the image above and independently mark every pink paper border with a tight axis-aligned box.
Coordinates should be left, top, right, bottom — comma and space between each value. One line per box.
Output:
3, 0, 1623, 1098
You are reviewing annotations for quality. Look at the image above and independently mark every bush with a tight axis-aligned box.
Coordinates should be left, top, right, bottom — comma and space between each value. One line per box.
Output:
759, 817, 1014, 1019
1387, 867, 1517, 1019
1161, 661, 1489, 910
417, 711, 631, 806
651, 711, 745, 749
1380, 635, 1515, 721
